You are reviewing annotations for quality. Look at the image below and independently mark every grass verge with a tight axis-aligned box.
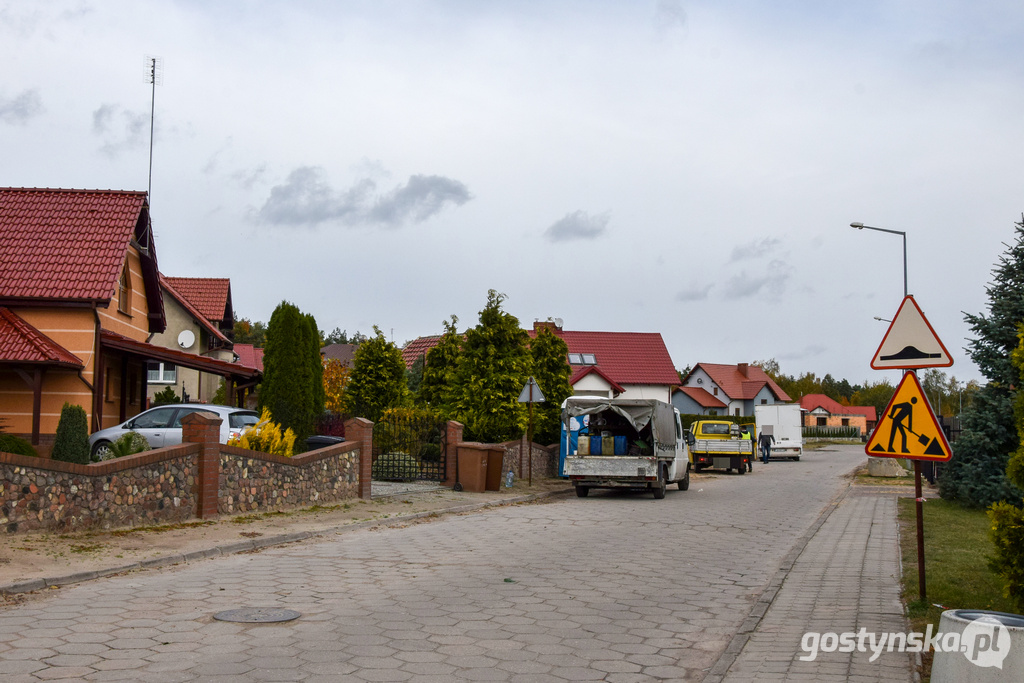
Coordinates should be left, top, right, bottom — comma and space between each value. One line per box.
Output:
898, 497, 1017, 680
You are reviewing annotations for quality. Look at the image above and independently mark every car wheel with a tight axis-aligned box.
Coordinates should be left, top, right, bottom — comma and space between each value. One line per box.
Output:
678, 468, 690, 491
575, 485, 589, 498
91, 440, 112, 461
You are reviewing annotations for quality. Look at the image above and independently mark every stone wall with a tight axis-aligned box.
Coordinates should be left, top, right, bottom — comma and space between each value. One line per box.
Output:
502, 436, 557, 480
0, 446, 199, 534
219, 442, 359, 514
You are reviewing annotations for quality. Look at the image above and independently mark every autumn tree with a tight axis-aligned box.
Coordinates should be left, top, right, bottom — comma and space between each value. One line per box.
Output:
451, 290, 532, 442
233, 317, 267, 346
344, 327, 407, 422
322, 358, 350, 414
530, 324, 574, 444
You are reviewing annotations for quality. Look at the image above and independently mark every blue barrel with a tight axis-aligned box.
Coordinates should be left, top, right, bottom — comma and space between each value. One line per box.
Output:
590, 435, 603, 455
614, 435, 627, 455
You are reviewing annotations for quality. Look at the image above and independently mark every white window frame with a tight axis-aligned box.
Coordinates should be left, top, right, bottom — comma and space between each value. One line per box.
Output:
147, 361, 177, 384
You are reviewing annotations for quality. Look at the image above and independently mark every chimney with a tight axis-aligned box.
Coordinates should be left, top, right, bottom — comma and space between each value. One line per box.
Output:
534, 320, 558, 333
738, 362, 749, 378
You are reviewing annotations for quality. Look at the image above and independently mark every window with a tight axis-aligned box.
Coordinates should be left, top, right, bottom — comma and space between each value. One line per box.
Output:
734, 408, 740, 416
132, 407, 176, 429
147, 361, 176, 384
817, 417, 827, 427
568, 353, 597, 365
841, 418, 850, 427
581, 353, 597, 365
117, 262, 132, 315
713, 387, 719, 396
760, 399, 768, 405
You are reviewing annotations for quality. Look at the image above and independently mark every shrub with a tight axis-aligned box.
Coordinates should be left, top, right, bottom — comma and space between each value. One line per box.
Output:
0, 433, 38, 457
104, 431, 150, 460
419, 443, 441, 462
152, 386, 181, 406
371, 452, 420, 481
989, 502, 1024, 610
52, 403, 90, 464
228, 408, 296, 457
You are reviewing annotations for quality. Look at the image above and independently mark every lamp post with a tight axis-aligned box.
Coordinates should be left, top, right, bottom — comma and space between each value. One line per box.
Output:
850, 222, 908, 297
850, 220, 927, 600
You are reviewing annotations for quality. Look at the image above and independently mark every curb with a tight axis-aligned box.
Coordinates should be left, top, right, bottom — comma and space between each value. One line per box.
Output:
701, 466, 858, 683
0, 488, 572, 596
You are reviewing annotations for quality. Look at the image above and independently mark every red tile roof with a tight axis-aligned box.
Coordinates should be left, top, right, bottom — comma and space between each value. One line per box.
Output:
0, 188, 150, 302
689, 363, 791, 402
0, 307, 83, 367
233, 343, 264, 372
674, 386, 727, 408
801, 394, 878, 421
569, 365, 626, 394
321, 343, 357, 367
160, 276, 231, 345
848, 405, 879, 422
100, 330, 258, 378
530, 326, 680, 387
401, 335, 443, 368
162, 277, 231, 324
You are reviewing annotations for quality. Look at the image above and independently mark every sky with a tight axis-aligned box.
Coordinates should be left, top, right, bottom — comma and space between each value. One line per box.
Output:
3, 0, 1023, 388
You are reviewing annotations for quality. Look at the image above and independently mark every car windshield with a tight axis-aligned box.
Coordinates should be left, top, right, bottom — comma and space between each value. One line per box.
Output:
229, 412, 260, 429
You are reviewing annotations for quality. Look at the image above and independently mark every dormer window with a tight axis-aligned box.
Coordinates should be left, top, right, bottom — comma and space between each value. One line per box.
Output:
117, 262, 132, 315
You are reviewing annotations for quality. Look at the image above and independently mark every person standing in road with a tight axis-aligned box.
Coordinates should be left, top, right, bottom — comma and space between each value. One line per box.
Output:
758, 430, 774, 464
742, 425, 756, 472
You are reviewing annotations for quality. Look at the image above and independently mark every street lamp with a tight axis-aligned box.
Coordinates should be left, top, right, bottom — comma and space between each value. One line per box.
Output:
850, 222, 908, 297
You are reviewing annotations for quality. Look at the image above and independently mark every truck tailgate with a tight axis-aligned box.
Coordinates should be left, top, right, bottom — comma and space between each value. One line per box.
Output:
564, 455, 657, 479
693, 440, 753, 454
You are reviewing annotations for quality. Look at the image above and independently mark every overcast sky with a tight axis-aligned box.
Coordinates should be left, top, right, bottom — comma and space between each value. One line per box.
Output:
3, 0, 1022, 388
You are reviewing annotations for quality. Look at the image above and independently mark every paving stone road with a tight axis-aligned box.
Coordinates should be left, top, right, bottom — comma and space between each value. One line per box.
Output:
0, 446, 909, 682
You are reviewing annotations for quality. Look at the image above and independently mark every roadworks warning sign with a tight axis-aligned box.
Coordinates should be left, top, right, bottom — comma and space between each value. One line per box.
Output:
865, 372, 952, 462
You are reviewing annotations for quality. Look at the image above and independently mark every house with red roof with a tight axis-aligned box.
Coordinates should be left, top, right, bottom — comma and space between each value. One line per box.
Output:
676, 363, 791, 417
529, 321, 680, 402
0, 188, 258, 453
146, 276, 238, 404
800, 394, 878, 436
401, 335, 443, 369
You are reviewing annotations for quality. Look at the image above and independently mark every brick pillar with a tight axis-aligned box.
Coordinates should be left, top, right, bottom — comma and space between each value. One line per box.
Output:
182, 411, 222, 519
441, 421, 464, 487
344, 417, 374, 499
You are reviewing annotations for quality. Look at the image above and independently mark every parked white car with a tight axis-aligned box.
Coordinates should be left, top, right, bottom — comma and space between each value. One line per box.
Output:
89, 404, 259, 460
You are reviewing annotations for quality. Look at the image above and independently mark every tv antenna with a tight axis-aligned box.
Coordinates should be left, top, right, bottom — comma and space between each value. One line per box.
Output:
144, 56, 163, 206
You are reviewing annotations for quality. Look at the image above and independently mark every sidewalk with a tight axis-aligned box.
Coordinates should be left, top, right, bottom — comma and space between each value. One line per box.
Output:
709, 482, 917, 682
0, 478, 571, 596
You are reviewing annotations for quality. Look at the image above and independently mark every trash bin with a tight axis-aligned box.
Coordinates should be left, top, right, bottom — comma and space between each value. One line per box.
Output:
456, 444, 489, 493
305, 435, 345, 451
931, 609, 1024, 682
485, 448, 504, 491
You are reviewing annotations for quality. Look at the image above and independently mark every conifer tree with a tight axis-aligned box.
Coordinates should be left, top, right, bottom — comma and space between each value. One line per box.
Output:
418, 315, 462, 411
344, 327, 407, 422
52, 403, 90, 464
451, 290, 531, 442
940, 217, 1024, 506
529, 324, 574, 444
259, 301, 320, 443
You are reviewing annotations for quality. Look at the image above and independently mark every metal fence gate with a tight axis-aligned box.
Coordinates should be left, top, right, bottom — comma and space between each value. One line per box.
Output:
371, 414, 447, 482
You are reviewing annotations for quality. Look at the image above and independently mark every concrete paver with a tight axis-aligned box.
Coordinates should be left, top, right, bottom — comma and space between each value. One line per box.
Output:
0, 446, 913, 681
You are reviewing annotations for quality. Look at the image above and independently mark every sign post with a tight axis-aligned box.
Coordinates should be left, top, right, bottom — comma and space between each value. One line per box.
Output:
867, 295, 953, 602
518, 378, 545, 487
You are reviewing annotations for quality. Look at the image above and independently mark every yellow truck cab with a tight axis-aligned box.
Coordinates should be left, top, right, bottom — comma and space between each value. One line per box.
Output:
688, 419, 755, 474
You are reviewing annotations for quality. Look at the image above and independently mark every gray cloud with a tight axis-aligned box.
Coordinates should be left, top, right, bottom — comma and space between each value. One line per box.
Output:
721, 259, 792, 299
230, 165, 267, 190
779, 345, 828, 361
676, 284, 713, 302
92, 104, 149, 158
654, 0, 687, 32
728, 237, 781, 263
0, 89, 43, 125
259, 166, 470, 228
544, 210, 610, 242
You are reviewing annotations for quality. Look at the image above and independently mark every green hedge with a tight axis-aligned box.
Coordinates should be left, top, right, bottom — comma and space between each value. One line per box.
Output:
0, 433, 38, 457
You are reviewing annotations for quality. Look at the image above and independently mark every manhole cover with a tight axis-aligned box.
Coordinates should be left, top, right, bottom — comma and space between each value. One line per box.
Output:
213, 608, 301, 623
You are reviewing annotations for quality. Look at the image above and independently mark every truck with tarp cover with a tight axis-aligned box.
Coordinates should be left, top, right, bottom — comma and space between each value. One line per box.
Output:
561, 397, 690, 499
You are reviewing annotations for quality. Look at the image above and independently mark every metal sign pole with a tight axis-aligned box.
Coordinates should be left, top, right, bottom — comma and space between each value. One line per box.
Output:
528, 382, 534, 487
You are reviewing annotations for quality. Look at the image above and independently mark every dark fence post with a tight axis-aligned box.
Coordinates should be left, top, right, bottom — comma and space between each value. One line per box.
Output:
182, 411, 222, 519
443, 421, 464, 488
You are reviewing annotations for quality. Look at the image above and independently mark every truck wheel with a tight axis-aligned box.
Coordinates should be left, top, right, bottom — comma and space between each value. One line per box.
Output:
793, 456, 801, 461
737, 464, 746, 475
678, 468, 690, 491
575, 485, 589, 498
653, 466, 666, 499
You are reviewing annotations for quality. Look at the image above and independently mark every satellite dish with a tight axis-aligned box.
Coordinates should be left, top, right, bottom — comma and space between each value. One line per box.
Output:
177, 330, 196, 349
554, 318, 563, 328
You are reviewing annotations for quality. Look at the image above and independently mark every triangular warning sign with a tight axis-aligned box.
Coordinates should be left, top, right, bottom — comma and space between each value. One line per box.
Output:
865, 372, 952, 462
871, 296, 953, 370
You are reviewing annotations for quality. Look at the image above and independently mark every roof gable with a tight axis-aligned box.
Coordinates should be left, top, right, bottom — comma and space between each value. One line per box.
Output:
233, 343, 264, 372
401, 335, 443, 368
674, 386, 727, 408
0, 188, 151, 302
569, 365, 626, 394
162, 277, 232, 325
160, 276, 230, 345
0, 307, 83, 367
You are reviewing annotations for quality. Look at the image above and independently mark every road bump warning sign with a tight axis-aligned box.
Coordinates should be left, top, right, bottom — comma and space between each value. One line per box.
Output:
871, 295, 953, 370
866, 372, 952, 462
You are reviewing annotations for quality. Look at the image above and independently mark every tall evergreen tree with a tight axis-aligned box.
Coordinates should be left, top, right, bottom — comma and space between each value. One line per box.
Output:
418, 315, 462, 411
259, 301, 319, 442
451, 290, 532, 442
305, 313, 325, 421
52, 403, 90, 464
940, 217, 1024, 507
529, 325, 574, 444
344, 327, 408, 423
